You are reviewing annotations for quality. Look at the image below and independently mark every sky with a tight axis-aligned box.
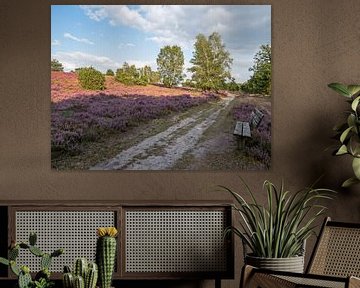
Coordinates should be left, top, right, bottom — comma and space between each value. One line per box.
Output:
51, 5, 271, 82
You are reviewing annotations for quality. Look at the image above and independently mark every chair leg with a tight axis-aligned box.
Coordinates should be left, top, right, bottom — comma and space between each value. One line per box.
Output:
240, 265, 254, 288
240, 265, 296, 288
215, 278, 221, 288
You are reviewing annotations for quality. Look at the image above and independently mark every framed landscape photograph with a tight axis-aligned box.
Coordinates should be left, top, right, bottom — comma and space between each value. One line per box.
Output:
51, 5, 271, 171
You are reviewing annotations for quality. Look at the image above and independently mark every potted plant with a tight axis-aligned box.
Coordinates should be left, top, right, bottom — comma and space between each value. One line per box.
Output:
222, 179, 334, 273
0, 232, 64, 288
328, 83, 360, 187
62, 258, 98, 288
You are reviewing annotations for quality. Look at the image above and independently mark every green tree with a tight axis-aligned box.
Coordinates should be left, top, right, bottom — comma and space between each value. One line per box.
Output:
78, 67, 106, 90
188, 32, 233, 91
157, 45, 184, 87
226, 78, 240, 91
51, 59, 64, 72
150, 71, 160, 83
106, 69, 114, 76
115, 62, 147, 86
245, 44, 271, 95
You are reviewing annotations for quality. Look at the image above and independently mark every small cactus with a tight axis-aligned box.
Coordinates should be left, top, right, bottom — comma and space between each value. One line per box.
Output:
10, 260, 20, 276
74, 275, 85, 288
18, 269, 32, 288
63, 259, 98, 288
64, 265, 72, 273
41, 253, 52, 270
63, 272, 74, 288
96, 227, 118, 288
9, 247, 19, 260
29, 245, 44, 257
29, 232, 37, 246
85, 263, 98, 288
0, 232, 63, 288
51, 248, 64, 257
74, 258, 87, 279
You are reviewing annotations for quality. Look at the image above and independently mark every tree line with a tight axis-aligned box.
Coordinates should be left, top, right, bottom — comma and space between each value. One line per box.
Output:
51, 32, 271, 95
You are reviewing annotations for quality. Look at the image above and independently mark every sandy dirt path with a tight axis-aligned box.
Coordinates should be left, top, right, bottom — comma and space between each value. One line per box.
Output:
90, 95, 235, 170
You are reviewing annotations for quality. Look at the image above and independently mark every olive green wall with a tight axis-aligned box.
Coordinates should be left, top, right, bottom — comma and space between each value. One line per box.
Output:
1, 0, 360, 287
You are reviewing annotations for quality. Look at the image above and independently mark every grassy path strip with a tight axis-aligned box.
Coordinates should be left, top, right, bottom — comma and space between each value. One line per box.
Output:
90, 95, 235, 170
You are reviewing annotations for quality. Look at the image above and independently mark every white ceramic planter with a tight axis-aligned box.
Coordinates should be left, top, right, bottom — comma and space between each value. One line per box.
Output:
245, 254, 305, 273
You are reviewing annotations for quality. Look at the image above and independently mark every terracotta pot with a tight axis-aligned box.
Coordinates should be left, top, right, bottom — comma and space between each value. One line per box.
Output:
245, 254, 305, 273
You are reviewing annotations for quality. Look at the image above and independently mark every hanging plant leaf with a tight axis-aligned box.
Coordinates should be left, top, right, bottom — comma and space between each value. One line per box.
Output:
336, 145, 348, 155
351, 96, 360, 111
352, 157, 360, 179
342, 177, 360, 188
328, 83, 351, 97
347, 114, 356, 127
347, 85, 360, 97
340, 126, 353, 143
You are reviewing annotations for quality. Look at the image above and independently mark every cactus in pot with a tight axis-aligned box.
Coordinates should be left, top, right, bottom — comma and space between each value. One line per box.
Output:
96, 227, 118, 288
0, 232, 64, 288
62, 259, 98, 288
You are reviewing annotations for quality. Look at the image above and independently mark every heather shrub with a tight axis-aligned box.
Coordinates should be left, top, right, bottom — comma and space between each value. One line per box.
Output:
51, 93, 219, 155
78, 67, 106, 90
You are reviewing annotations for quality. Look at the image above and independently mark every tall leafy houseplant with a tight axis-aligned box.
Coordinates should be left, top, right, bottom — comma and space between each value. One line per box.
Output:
328, 83, 360, 187
222, 179, 333, 265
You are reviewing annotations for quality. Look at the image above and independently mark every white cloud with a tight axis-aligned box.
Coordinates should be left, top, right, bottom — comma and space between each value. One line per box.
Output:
80, 5, 108, 22
80, 5, 270, 50
78, 5, 271, 82
51, 39, 61, 46
118, 42, 136, 48
64, 33, 94, 45
53, 51, 121, 72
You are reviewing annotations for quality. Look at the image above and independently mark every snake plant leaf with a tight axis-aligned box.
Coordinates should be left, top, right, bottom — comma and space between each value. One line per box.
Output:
340, 126, 353, 143
352, 157, 360, 179
336, 144, 348, 155
347, 85, 360, 97
342, 177, 360, 188
351, 96, 360, 111
328, 83, 352, 97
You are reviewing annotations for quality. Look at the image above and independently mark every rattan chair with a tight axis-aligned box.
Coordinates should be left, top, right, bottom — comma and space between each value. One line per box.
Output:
241, 217, 360, 288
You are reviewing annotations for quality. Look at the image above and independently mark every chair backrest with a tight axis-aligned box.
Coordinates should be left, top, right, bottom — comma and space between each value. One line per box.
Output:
307, 217, 360, 278
249, 108, 264, 128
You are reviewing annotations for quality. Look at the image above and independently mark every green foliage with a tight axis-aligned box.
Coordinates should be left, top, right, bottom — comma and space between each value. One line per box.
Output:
115, 62, 147, 86
32, 278, 54, 288
140, 65, 160, 84
105, 69, 114, 76
189, 32, 233, 91
329, 83, 360, 187
0, 232, 63, 288
157, 45, 185, 87
225, 78, 240, 92
78, 67, 106, 90
51, 59, 64, 72
182, 79, 196, 88
222, 178, 334, 258
242, 44, 271, 95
